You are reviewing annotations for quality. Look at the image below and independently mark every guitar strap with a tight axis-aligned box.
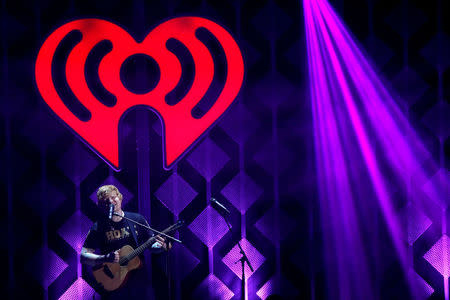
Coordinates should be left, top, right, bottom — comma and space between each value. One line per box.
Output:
124, 212, 139, 248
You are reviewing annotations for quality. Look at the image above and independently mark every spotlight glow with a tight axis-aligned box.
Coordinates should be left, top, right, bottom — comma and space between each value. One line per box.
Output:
304, 0, 445, 298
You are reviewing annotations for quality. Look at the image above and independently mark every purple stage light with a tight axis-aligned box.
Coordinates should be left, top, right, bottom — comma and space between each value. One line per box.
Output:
424, 235, 450, 277
187, 137, 230, 181
305, 1, 375, 298
422, 169, 450, 209
57, 210, 93, 253
27, 246, 68, 289
59, 277, 97, 300
169, 244, 200, 279
408, 269, 435, 299
188, 205, 230, 248
222, 238, 265, 280
400, 203, 432, 246
221, 171, 263, 214
304, 0, 445, 298
255, 206, 296, 242
57, 140, 100, 185
193, 274, 234, 300
155, 173, 197, 216
256, 275, 298, 299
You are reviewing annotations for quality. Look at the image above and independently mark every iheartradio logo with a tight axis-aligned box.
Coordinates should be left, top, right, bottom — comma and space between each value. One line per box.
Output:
35, 17, 244, 170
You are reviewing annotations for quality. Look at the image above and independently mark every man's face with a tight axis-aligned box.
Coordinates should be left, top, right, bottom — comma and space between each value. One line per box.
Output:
99, 191, 122, 213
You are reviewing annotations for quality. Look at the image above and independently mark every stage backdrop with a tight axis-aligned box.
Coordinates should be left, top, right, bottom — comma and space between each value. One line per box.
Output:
1, 0, 449, 299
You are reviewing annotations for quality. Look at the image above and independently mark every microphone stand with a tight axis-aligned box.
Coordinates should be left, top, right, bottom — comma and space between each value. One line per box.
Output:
112, 212, 182, 244
112, 213, 181, 300
220, 211, 254, 300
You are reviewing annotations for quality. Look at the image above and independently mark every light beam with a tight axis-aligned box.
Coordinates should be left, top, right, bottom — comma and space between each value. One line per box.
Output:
304, 0, 445, 298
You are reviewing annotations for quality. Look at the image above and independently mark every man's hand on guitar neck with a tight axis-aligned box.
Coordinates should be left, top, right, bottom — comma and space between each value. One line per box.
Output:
153, 235, 172, 252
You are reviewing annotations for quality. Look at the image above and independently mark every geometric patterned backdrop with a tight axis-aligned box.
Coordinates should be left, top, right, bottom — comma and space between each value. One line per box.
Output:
2, 0, 449, 299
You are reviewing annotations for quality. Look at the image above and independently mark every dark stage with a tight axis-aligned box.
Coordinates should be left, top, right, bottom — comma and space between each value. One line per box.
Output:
1, 0, 449, 299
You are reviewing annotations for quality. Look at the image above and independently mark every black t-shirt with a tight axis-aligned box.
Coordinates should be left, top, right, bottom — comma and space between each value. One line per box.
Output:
83, 212, 159, 299
83, 212, 153, 254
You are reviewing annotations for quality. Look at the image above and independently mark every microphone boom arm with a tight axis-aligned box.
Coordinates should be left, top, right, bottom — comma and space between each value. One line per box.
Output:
113, 212, 182, 244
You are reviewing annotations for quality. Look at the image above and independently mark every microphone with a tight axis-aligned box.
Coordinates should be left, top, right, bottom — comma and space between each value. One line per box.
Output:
108, 204, 114, 220
211, 198, 230, 215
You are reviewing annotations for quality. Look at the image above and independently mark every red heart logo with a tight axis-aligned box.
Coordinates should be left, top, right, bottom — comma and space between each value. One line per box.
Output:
35, 17, 244, 170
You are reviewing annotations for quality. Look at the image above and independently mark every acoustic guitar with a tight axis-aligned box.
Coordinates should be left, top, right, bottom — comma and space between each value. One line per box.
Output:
92, 220, 183, 291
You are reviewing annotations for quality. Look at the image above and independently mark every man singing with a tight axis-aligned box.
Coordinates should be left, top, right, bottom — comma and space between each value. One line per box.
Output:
81, 185, 171, 299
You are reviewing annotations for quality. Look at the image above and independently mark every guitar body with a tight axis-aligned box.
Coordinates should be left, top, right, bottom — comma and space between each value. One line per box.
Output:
91, 220, 184, 292
92, 245, 142, 291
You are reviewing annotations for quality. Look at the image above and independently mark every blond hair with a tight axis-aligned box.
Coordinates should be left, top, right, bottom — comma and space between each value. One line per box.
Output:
97, 185, 123, 203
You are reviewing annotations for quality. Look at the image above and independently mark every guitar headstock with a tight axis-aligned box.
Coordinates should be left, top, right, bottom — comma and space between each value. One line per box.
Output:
163, 219, 185, 233
173, 219, 184, 230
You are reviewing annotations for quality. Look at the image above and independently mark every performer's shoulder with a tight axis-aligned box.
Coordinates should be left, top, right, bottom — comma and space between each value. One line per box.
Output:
90, 221, 99, 230
124, 211, 145, 221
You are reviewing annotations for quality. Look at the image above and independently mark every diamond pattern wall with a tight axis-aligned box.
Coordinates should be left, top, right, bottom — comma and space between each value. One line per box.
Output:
222, 238, 265, 279
193, 274, 234, 300
424, 235, 450, 277
3, 0, 450, 299
187, 137, 230, 181
58, 278, 97, 300
155, 173, 197, 216
58, 210, 93, 252
189, 205, 230, 248
57, 141, 100, 185
27, 246, 68, 289
221, 171, 263, 213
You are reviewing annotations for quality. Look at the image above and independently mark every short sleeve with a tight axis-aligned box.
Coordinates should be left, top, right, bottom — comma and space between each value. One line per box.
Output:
83, 223, 101, 250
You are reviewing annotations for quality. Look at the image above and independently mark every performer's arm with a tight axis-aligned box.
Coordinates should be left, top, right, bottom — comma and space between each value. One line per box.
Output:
140, 216, 172, 253
80, 247, 119, 266
153, 235, 172, 252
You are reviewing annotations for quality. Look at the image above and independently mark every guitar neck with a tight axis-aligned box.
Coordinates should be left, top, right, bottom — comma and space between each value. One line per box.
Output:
119, 221, 182, 265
